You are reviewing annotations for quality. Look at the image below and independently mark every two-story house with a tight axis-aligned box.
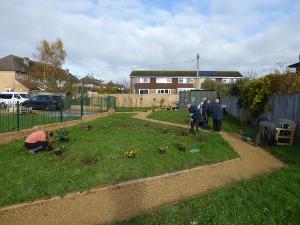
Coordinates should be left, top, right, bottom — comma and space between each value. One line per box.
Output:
287, 54, 300, 74
0, 55, 78, 92
130, 70, 243, 94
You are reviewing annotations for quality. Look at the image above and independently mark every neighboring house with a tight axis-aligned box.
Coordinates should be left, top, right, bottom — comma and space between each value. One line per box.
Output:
0, 55, 39, 92
130, 70, 243, 94
287, 54, 300, 73
80, 76, 104, 89
0, 55, 78, 92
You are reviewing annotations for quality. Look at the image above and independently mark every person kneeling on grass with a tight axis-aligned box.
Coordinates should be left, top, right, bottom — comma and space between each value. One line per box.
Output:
25, 130, 53, 154
186, 101, 202, 132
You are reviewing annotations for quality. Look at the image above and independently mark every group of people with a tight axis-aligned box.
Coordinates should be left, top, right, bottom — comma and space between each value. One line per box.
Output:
187, 97, 224, 132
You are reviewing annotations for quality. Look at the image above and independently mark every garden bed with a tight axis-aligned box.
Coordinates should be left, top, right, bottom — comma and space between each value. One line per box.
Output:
0, 113, 237, 207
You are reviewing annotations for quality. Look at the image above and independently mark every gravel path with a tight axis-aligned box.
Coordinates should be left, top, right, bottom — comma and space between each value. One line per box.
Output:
0, 111, 284, 225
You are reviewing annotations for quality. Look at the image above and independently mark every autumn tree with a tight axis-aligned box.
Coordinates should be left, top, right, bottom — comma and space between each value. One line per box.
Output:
35, 38, 67, 82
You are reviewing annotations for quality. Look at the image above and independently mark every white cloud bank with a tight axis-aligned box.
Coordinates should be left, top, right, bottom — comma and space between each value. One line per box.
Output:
0, 0, 299, 81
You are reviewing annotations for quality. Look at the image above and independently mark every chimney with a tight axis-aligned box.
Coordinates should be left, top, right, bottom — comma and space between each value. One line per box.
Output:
23, 57, 30, 66
66, 69, 70, 75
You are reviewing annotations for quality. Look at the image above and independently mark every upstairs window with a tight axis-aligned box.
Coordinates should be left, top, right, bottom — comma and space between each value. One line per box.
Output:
222, 78, 232, 84
137, 77, 150, 83
156, 89, 171, 94
156, 78, 172, 83
178, 78, 194, 83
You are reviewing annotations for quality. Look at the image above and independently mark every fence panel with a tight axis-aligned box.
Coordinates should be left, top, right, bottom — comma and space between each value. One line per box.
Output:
222, 93, 300, 144
0, 95, 112, 133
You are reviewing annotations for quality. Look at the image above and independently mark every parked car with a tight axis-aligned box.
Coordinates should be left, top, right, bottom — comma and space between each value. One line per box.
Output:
0, 92, 31, 108
22, 95, 64, 111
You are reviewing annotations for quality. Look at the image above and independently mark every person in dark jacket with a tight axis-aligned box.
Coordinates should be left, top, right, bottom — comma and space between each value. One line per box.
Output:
186, 102, 202, 132
201, 98, 210, 129
211, 98, 223, 131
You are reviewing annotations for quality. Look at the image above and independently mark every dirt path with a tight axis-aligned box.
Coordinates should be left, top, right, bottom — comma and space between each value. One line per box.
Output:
0, 111, 284, 225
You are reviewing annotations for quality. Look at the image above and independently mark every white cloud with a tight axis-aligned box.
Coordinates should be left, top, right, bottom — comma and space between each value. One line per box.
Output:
0, 0, 299, 81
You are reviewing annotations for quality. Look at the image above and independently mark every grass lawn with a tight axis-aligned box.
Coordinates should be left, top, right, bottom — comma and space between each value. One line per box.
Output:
148, 109, 189, 125
115, 111, 300, 225
116, 107, 155, 112
0, 112, 80, 133
0, 113, 237, 207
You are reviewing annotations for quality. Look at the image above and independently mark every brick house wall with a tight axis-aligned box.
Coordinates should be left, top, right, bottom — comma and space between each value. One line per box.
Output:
134, 78, 194, 94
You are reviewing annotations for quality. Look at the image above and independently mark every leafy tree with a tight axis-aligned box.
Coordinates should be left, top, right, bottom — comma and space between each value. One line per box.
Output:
35, 38, 67, 83
201, 79, 231, 96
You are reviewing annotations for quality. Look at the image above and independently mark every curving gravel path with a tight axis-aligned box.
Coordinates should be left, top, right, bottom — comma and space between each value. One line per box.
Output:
0, 111, 284, 225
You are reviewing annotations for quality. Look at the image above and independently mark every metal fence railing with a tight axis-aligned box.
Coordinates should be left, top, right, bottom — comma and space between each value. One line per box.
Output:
0, 96, 114, 133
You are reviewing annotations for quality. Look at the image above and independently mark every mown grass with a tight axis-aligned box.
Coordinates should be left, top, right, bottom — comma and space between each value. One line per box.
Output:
0, 113, 237, 207
115, 111, 300, 225
115, 107, 155, 112
148, 110, 189, 125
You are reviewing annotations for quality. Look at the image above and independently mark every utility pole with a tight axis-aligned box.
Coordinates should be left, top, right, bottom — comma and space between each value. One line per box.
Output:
196, 53, 200, 77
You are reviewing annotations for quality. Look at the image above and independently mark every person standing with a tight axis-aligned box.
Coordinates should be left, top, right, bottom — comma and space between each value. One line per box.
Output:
24, 130, 53, 154
201, 98, 210, 129
186, 102, 202, 132
211, 98, 223, 131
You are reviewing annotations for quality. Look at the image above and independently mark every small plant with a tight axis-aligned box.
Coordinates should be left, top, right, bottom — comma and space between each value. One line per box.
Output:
121, 148, 138, 159
56, 128, 70, 142
180, 129, 189, 136
80, 154, 99, 166
178, 142, 187, 152
158, 144, 168, 154
162, 127, 168, 133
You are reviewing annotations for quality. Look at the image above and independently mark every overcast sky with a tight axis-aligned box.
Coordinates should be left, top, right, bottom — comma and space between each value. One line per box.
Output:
1, 0, 300, 81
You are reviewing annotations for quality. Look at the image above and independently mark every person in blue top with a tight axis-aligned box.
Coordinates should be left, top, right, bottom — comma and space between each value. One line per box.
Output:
211, 97, 223, 131
186, 101, 202, 132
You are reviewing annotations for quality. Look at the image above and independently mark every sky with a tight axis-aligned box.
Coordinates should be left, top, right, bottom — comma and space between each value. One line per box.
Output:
1, 0, 300, 81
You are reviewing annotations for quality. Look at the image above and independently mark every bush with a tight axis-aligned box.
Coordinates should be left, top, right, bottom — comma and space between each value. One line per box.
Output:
178, 142, 187, 152
201, 79, 231, 96
158, 144, 168, 154
235, 73, 300, 116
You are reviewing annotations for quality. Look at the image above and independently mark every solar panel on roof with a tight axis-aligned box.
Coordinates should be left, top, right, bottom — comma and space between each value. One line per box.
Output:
200, 71, 216, 76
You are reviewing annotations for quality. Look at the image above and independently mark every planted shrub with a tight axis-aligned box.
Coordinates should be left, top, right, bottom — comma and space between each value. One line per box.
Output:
178, 142, 187, 152
162, 127, 168, 133
158, 144, 168, 154
56, 128, 70, 142
121, 148, 137, 159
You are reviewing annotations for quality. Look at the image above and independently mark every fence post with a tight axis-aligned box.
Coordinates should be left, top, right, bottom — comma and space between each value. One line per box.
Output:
16, 101, 20, 131
60, 100, 63, 122
80, 96, 84, 119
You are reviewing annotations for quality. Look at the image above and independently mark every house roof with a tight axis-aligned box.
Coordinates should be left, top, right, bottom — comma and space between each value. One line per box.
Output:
80, 76, 104, 86
130, 70, 243, 78
0, 55, 31, 72
288, 62, 300, 68
0, 55, 79, 82
17, 80, 41, 91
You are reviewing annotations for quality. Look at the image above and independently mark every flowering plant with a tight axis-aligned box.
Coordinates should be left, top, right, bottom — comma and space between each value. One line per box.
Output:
121, 148, 137, 158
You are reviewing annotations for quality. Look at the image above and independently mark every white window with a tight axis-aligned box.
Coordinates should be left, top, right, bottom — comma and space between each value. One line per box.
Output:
138, 89, 149, 94
156, 89, 171, 94
178, 78, 194, 83
156, 77, 172, 83
137, 77, 150, 83
222, 78, 231, 84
